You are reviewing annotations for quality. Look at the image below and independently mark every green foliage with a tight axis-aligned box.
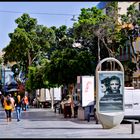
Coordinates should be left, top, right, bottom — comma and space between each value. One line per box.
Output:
2, 13, 56, 93
15, 13, 37, 32
44, 47, 95, 86
25, 66, 36, 92
0, 57, 3, 65
73, 3, 121, 61
3, 3, 140, 92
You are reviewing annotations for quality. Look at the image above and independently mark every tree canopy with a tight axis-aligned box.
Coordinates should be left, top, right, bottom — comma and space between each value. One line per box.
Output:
2, 2, 140, 93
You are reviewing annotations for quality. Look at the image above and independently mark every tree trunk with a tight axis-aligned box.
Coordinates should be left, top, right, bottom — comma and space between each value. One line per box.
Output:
48, 88, 54, 110
98, 37, 101, 63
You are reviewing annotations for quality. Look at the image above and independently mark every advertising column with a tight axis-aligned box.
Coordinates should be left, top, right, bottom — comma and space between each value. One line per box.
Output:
81, 76, 94, 107
96, 57, 124, 129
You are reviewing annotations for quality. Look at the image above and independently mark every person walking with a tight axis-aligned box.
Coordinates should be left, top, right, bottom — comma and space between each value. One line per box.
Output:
8, 94, 15, 112
0, 91, 4, 108
23, 95, 29, 111
3, 94, 12, 122
15, 94, 22, 122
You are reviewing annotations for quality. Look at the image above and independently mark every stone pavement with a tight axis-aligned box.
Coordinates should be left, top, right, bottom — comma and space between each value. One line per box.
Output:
0, 105, 140, 138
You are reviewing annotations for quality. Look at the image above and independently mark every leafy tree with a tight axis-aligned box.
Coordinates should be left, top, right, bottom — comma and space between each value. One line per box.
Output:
73, 3, 121, 65
50, 25, 75, 52
3, 14, 37, 74
2, 13, 55, 77
44, 47, 95, 86
2, 13, 56, 94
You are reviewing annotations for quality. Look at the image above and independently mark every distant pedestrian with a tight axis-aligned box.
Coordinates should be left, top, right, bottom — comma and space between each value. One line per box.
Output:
15, 94, 22, 122
23, 95, 29, 111
3, 94, 12, 122
8, 94, 15, 112
0, 91, 4, 108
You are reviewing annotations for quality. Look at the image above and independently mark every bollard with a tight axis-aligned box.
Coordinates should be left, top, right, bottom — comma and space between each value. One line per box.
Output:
131, 122, 135, 134
123, 119, 139, 134
87, 114, 90, 122
54, 107, 56, 113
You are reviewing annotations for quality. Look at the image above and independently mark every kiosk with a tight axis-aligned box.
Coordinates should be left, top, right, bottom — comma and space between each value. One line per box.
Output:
96, 57, 124, 129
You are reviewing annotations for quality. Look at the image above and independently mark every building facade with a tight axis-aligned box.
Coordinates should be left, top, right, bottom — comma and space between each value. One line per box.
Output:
96, 2, 140, 88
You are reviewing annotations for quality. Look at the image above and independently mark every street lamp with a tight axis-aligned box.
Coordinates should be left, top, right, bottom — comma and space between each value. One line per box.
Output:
71, 15, 77, 21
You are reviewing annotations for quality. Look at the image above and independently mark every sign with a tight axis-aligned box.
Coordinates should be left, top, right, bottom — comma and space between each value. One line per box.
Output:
98, 71, 124, 112
81, 76, 94, 107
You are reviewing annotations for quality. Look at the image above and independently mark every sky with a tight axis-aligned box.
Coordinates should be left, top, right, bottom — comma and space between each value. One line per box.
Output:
0, 2, 99, 51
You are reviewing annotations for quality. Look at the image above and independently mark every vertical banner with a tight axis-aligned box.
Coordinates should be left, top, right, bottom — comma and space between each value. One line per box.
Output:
98, 71, 124, 112
82, 76, 94, 107
2, 67, 17, 92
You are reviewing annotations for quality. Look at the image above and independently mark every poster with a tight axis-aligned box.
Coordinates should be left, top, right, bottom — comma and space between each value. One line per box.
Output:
98, 71, 124, 112
82, 76, 94, 107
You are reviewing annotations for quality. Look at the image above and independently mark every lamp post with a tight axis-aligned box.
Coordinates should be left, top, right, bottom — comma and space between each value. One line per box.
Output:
71, 15, 77, 21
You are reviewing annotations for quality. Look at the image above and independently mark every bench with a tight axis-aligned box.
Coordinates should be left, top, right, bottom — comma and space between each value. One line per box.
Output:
63, 103, 72, 118
123, 119, 139, 134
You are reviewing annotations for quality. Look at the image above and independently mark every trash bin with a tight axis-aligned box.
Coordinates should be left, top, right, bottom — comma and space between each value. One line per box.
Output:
63, 103, 72, 118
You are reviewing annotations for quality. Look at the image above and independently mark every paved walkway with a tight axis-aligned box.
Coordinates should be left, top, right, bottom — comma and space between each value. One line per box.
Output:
0, 105, 140, 138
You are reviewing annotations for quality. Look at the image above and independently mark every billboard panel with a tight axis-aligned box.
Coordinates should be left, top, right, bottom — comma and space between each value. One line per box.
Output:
98, 71, 124, 112
82, 76, 94, 107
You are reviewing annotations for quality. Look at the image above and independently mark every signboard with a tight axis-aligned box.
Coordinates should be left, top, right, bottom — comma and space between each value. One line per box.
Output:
81, 76, 94, 107
98, 71, 124, 112
2, 67, 17, 92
